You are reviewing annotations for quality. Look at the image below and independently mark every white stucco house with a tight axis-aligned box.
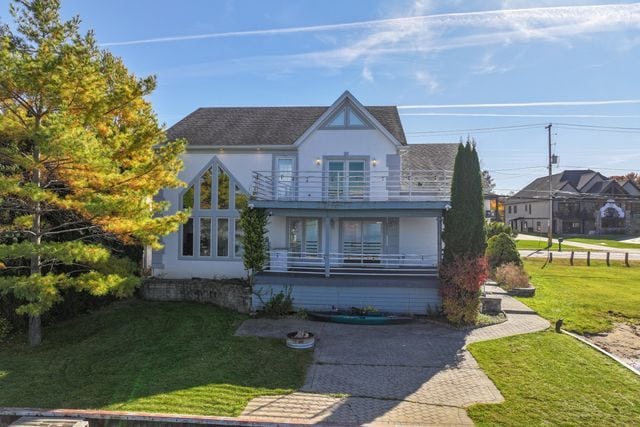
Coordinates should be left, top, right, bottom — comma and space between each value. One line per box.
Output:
151, 91, 457, 314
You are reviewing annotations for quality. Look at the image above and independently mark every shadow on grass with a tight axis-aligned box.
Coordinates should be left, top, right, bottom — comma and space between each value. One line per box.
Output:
0, 300, 312, 417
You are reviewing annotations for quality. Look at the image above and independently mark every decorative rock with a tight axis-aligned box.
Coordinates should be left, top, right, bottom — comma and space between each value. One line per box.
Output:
480, 296, 502, 315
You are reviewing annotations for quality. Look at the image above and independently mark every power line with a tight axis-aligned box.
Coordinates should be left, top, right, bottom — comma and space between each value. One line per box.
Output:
555, 122, 640, 131
406, 123, 544, 135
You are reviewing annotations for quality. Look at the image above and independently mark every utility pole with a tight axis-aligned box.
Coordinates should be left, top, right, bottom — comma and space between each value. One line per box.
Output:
546, 123, 553, 248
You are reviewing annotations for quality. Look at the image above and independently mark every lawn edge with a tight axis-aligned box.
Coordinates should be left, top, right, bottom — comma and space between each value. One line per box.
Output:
560, 329, 640, 376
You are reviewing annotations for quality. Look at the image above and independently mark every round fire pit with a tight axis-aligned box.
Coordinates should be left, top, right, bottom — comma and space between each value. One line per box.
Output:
286, 331, 315, 349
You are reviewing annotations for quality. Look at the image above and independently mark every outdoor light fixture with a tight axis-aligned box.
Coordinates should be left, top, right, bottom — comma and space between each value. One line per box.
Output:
372, 158, 377, 167
316, 157, 321, 166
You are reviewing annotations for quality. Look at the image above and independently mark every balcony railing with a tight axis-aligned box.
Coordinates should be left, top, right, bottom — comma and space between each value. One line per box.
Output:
251, 170, 452, 202
262, 250, 439, 277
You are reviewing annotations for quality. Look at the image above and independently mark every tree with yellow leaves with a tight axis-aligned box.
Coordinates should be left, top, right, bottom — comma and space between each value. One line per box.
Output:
0, 0, 188, 345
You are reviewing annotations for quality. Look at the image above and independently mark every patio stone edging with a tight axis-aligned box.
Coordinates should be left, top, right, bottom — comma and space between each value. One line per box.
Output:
0, 407, 338, 426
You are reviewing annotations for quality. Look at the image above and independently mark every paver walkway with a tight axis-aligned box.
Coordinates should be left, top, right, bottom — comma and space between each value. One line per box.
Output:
234, 287, 549, 426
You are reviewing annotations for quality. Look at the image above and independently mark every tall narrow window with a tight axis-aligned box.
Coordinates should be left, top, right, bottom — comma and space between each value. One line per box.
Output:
275, 158, 294, 199
182, 218, 194, 256
199, 218, 211, 256
199, 168, 212, 209
217, 218, 229, 257
217, 167, 230, 209
328, 161, 345, 199
183, 186, 194, 210
234, 218, 243, 257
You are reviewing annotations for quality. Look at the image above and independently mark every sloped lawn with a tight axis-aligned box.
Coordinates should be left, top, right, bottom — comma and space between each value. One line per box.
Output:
468, 332, 640, 426
522, 258, 640, 334
0, 300, 312, 416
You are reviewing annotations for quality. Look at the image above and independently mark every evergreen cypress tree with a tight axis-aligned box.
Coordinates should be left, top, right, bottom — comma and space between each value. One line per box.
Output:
442, 140, 486, 262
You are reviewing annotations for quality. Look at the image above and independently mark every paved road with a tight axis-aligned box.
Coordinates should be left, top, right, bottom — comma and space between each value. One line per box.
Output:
518, 233, 640, 254
235, 289, 549, 426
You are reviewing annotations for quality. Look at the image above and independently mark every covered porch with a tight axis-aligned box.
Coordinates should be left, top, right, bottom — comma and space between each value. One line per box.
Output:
252, 206, 444, 314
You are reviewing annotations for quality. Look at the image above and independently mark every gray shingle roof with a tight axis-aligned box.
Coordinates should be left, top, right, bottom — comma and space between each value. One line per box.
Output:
401, 143, 458, 171
510, 169, 634, 201
167, 106, 407, 146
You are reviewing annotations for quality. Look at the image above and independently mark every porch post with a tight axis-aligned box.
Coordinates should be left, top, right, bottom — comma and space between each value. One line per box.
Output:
323, 215, 331, 277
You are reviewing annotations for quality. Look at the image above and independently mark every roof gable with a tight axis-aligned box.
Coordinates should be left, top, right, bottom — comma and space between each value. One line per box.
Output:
293, 91, 405, 148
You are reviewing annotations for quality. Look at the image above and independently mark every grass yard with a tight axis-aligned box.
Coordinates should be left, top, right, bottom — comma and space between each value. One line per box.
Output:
522, 258, 640, 334
566, 235, 640, 250
0, 300, 312, 416
467, 331, 640, 426
516, 239, 586, 252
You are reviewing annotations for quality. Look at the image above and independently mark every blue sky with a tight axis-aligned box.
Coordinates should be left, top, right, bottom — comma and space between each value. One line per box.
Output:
3, 0, 640, 192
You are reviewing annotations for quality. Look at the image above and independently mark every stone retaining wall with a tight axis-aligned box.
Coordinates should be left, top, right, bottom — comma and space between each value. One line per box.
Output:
141, 278, 251, 313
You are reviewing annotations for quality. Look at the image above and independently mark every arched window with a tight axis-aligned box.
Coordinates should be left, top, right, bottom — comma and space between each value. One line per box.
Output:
179, 158, 247, 259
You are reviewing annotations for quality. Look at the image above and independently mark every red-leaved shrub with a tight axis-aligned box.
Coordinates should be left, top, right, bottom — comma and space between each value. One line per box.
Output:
439, 256, 489, 325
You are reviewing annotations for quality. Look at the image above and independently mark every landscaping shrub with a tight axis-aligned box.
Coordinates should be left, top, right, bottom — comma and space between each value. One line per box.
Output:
262, 288, 294, 316
0, 315, 11, 342
495, 263, 530, 290
486, 232, 521, 270
440, 256, 489, 325
487, 221, 517, 239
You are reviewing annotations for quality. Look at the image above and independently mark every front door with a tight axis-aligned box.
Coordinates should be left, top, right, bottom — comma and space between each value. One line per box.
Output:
342, 220, 382, 263
327, 160, 366, 200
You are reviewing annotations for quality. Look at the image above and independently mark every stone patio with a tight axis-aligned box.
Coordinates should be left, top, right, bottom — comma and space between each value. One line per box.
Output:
234, 286, 549, 426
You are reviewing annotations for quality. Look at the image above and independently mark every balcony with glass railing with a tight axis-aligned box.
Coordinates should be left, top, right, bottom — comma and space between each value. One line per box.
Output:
251, 170, 452, 203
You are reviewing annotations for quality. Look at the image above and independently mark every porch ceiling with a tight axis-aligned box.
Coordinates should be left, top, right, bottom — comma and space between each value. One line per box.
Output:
252, 200, 447, 217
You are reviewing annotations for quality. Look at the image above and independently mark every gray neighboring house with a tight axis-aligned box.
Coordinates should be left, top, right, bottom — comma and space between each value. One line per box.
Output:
505, 169, 640, 235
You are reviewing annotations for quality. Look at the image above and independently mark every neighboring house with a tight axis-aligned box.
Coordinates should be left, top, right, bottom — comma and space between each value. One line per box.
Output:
151, 91, 457, 314
505, 169, 640, 235
484, 193, 506, 222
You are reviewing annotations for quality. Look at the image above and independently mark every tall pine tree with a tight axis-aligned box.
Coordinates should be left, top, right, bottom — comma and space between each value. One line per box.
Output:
0, 0, 188, 345
442, 141, 486, 262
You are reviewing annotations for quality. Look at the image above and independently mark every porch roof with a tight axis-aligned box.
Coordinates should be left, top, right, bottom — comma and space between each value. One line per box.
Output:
252, 200, 448, 216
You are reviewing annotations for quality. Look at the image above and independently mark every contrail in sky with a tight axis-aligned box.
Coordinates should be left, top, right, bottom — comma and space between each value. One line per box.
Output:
398, 100, 640, 109
101, 3, 640, 47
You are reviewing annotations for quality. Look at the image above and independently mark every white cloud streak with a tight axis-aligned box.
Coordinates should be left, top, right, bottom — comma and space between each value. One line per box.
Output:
101, 3, 640, 47
398, 100, 640, 109
400, 113, 640, 117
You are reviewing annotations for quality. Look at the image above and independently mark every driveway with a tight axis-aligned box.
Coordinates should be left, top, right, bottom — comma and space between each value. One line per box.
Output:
235, 288, 549, 426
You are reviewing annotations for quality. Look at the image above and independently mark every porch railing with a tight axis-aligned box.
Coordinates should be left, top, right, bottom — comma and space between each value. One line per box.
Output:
251, 170, 452, 202
263, 250, 439, 277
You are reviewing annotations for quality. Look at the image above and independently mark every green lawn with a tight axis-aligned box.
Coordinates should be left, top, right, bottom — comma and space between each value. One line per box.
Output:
468, 332, 640, 426
0, 300, 312, 416
522, 259, 640, 334
516, 239, 586, 252
566, 235, 640, 250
